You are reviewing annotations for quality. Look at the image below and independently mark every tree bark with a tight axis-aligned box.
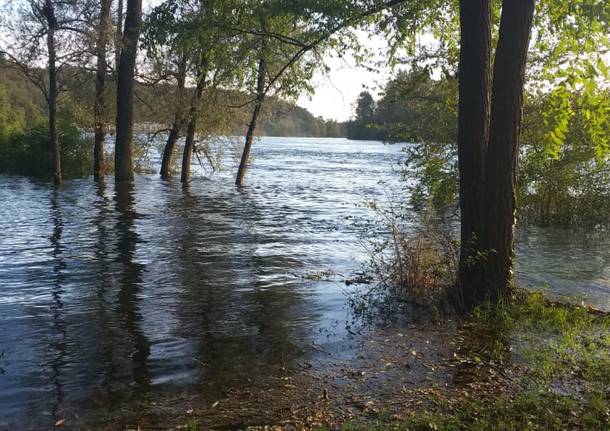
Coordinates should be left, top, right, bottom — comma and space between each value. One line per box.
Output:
44, 0, 61, 183
481, 0, 535, 301
94, 0, 113, 181
180, 114, 197, 184
160, 58, 187, 179
180, 68, 206, 184
114, 0, 142, 182
114, 0, 123, 74
456, 0, 491, 309
235, 55, 266, 187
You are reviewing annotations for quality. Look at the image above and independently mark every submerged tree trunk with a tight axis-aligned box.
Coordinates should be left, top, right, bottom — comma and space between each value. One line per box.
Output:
180, 114, 197, 184
114, 0, 142, 182
235, 56, 266, 187
180, 68, 207, 184
44, 0, 61, 183
160, 58, 188, 180
94, 0, 113, 180
456, 0, 491, 309
480, 0, 535, 301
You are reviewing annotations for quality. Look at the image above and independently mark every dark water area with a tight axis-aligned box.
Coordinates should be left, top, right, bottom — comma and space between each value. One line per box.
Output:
0, 137, 608, 428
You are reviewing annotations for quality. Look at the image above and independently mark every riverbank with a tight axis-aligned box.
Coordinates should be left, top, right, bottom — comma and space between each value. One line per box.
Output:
90, 291, 608, 430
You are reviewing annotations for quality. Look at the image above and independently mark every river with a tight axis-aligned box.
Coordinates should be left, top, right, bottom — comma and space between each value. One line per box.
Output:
0, 137, 608, 428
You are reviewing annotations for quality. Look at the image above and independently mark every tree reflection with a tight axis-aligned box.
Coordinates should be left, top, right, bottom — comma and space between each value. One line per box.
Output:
169, 185, 313, 396
49, 187, 66, 422
91, 180, 120, 400
114, 181, 150, 388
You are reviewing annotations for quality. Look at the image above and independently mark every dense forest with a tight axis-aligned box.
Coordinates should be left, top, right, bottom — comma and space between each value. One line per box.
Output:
0, 0, 608, 429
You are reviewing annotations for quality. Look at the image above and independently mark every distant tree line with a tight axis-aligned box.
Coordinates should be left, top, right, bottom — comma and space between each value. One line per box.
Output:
0, 57, 345, 139
346, 70, 457, 143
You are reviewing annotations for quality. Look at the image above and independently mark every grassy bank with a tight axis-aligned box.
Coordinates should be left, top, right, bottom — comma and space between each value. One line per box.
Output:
338, 291, 610, 431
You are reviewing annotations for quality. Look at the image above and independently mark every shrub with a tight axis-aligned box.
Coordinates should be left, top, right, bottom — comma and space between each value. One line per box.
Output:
361, 192, 459, 305
0, 121, 93, 179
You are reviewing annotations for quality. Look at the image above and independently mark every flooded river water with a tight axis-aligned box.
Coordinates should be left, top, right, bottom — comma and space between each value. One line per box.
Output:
0, 137, 608, 428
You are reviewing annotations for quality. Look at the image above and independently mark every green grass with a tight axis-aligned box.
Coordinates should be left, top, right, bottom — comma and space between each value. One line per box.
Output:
339, 390, 609, 431
478, 290, 610, 385
339, 388, 610, 430
338, 291, 610, 431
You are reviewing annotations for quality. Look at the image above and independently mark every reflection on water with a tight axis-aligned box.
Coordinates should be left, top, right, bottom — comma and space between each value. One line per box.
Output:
49, 188, 66, 422
0, 137, 608, 428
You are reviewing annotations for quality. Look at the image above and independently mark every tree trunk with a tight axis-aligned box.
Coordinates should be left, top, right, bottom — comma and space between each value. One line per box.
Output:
180, 68, 206, 184
235, 56, 266, 187
114, 0, 123, 74
94, 0, 112, 181
45, 0, 61, 184
456, 0, 491, 309
180, 114, 197, 184
160, 58, 187, 179
114, 0, 142, 182
480, 0, 535, 301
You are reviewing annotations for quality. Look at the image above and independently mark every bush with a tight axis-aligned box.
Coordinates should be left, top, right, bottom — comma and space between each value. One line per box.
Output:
0, 121, 93, 179
361, 192, 459, 305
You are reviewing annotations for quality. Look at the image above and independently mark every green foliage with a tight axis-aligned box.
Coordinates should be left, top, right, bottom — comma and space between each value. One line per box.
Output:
342, 392, 609, 430
0, 59, 45, 127
346, 91, 383, 140
532, 0, 609, 160
0, 84, 24, 135
520, 91, 610, 227
373, 0, 609, 222
355, 70, 608, 225
260, 101, 345, 137
404, 142, 458, 210
347, 69, 457, 144
0, 120, 93, 179
382, 391, 608, 431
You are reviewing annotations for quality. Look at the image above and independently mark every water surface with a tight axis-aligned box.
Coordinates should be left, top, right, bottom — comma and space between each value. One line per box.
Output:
0, 137, 608, 428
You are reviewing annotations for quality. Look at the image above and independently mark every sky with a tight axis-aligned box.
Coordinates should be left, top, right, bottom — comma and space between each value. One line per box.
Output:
296, 36, 393, 122
297, 45, 390, 121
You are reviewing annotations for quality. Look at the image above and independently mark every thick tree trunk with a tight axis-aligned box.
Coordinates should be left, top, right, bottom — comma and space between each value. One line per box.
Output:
481, 0, 535, 301
114, 0, 142, 182
160, 58, 187, 179
180, 69, 206, 184
456, 0, 491, 309
94, 0, 112, 181
235, 56, 266, 187
45, 0, 61, 184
